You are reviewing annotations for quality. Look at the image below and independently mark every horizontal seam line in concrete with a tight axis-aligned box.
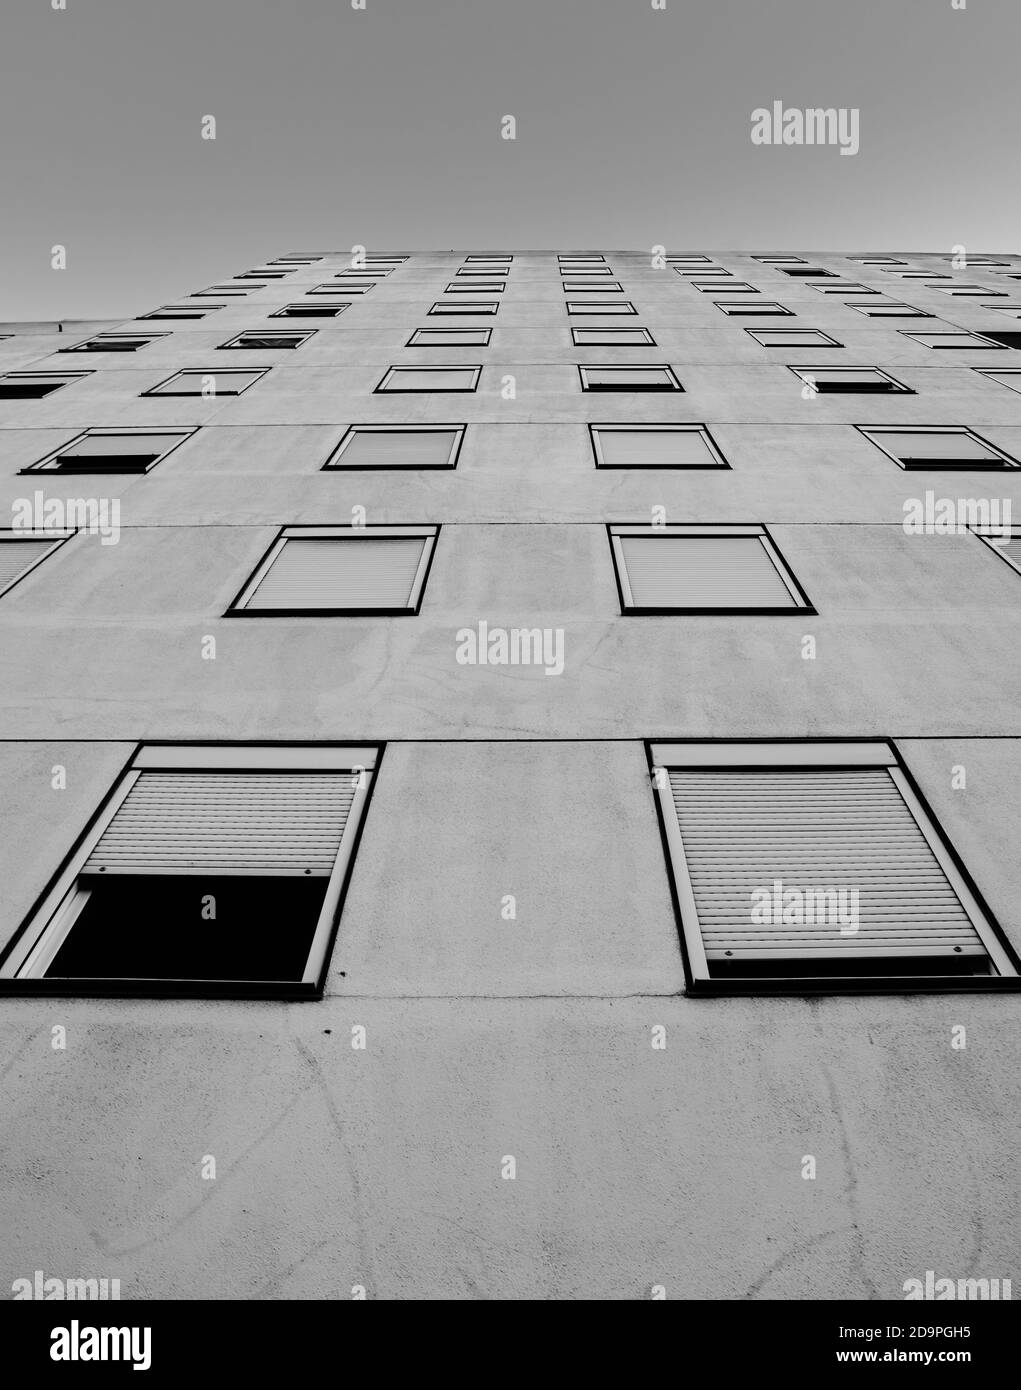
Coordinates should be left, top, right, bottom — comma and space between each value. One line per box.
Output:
0, 735, 1018, 744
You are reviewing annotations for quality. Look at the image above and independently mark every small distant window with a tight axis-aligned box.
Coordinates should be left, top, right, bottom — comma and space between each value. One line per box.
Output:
810, 282, 878, 295
559, 267, 614, 277
691, 280, 757, 293
563, 281, 623, 293
444, 281, 504, 293
787, 365, 912, 394
0, 743, 380, 998
456, 267, 509, 278
60, 333, 165, 353
468, 255, 513, 264
137, 305, 224, 320
931, 284, 1006, 297
0, 531, 71, 598
325, 425, 464, 470
23, 428, 195, 475
236, 271, 288, 280
219, 330, 314, 350
901, 330, 1005, 350
579, 364, 681, 392
571, 326, 655, 346
558, 254, 605, 263
270, 302, 349, 318
746, 329, 841, 348
407, 327, 491, 347
847, 256, 905, 265
715, 301, 793, 317
428, 301, 499, 316
649, 739, 1020, 994
566, 300, 637, 316
229, 526, 438, 615
590, 424, 727, 469
941, 256, 1009, 267
975, 331, 1021, 349
320, 282, 373, 294
376, 365, 480, 393
974, 368, 1021, 395
847, 302, 932, 318
666, 255, 713, 265
885, 271, 947, 279
858, 426, 1019, 470
750, 256, 805, 265
780, 267, 836, 278
677, 268, 732, 278
334, 271, 387, 281
985, 304, 1021, 317
141, 369, 268, 398
0, 370, 91, 399
609, 523, 812, 613
193, 286, 253, 297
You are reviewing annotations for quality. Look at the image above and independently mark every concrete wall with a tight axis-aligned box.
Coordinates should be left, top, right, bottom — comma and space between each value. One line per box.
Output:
0, 252, 1019, 1299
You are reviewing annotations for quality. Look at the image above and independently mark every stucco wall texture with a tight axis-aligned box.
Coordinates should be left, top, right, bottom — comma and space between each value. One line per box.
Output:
0, 252, 1019, 1300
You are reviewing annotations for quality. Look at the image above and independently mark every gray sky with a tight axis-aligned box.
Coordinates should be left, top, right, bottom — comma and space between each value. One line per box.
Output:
2, 0, 1018, 320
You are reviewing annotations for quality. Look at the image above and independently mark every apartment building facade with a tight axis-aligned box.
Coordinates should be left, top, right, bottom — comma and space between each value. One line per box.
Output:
0, 249, 1019, 1299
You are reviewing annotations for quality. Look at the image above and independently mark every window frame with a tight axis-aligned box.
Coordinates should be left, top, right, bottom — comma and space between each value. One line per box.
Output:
847, 302, 933, 318
589, 424, 728, 470
374, 365, 481, 394
0, 370, 92, 398
58, 333, 167, 354
219, 329, 316, 350
578, 364, 682, 393
406, 327, 491, 347
269, 302, 350, 318
857, 425, 1021, 471
745, 328, 842, 348
566, 300, 637, 316
20, 427, 197, 476
786, 364, 914, 395
323, 425, 465, 471
140, 368, 269, 398
571, 326, 656, 347
715, 301, 794, 317
900, 329, 1006, 350
0, 529, 74, 598
427, 301, 499, 316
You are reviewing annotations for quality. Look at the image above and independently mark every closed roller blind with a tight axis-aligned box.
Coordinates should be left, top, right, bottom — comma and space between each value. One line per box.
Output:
412, 331, 485, 345
337, 431, 456, 468
0, 539, 53, 589
876, 432, 995, 460
620, 535, 796, 608
384, 369, 475, 389
63, 433, 180, 457
248, 536, 426, 609
586, 368, 672, 387
576, 330, 648, 345
84, 772, 357, 875
598, 430, 714, 467
669, 769, 987, 960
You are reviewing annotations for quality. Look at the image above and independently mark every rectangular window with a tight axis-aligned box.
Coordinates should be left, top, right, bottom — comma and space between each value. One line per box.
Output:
847, 256, 905, 265
558, 254, 605, 263
579, 364, 681, 392
746, 329, 842, 348
23, 428, 195, 475
676, 268, 733, 278
750, 256, 804, 264
666, 256, 713, 265
428, 301, 499, 316
932, 284, 1006, 296
901, 330, 1005, 350
847, 302, 932, 318
194, 285, 254, 296
141, 369, 268, 397
0, 370, 91, 398
787, 365, 912, 394
468, 255, 513, 263
325, 425, 464, 470
60, 333, 166, 353
590, 424, 727, 469
219, 330, 315, 350
229, 526, 438, 615
444, 281, 505, 293
562, 281, 624, 293
456, 267, 509, 277
270, 302, 349, 318
649, 739, 1020, 994
780, 267, 837, 278
974, 368, 1021, 395
407, 327, 491, 347
715, 301, 793, 317
375, 365, 480, 393
691, 280, 757, 293
559, 267, 614, 277
857, 426, 1019, 470
809, 282, 878, 295
885, 270, 948, 279
609, 523, 812, 613
571, 326, 655, 346
974, 331, 1021, 349
566, 300, 636, 315
317, 283, 373, 294
137, 305, 224, 320
985, 304, 1021, 316
236, 271, 289, 280
0, 531, 72, 598
0, 743, 380, 998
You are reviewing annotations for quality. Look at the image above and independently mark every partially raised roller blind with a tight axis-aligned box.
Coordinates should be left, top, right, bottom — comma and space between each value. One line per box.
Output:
994, 537, 1021, 569
875, 431, 998, 462
84, 772, 357, 875
596, 429, 717, 468
620, 535, 796, 608
248, 536, 426, 610
0, 539, 54, 590
336, 430, 458, 468
668, 768, 987, 962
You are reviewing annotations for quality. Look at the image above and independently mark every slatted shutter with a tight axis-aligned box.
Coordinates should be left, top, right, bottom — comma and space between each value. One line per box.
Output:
618, 535, 799, 608
666, 767, 989, 966
0, 539, 56, 590
333, 429, 459, 468
84, 772, 358, 875
595, 428, 718, 468
245, 535, 428, 610
997, 537, 1021, 569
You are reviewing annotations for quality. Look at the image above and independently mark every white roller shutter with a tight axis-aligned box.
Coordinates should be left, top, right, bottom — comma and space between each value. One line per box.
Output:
381, 368, 477, 389
246, 535, 427, 610
84, 772, 357, 875
873, 431, 997, 462
334, 430, 459, 468
0, 539, 56, 590
595, 429, 717, 467
668, 768, 989, 963
619, 535, 798, 608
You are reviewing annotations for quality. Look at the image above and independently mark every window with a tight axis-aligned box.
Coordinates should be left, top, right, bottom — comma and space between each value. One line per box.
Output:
787, 365, 912, 394
444, 281, 505, 293
901, 330, 1005, 350
23, 428, 195, 475
941, 256, 1009, 267
666, 255, 713, 265
0, 531, 71, 598
375, 365, 480, 393
456, 267, 509, 277
219, 330, 314, 350
590, 424, 727, 469
608, 523, 811, 613
407, 327, 491, 347
974, 368, 1021, 395
847, 302, 932, 318
677, 268, 732, 278
809, 282, 878, 295
236, 271, 288, 280
59, 333, 165, 353
857, 426, 1019, 470
649, 739, 1020, 994
558, 254, 604, 263
334, 271, 387, 281
847, 256, 905, 265
0, 743, 379, 998
559, 267, 614, 277
746, 329, 842, 348
691, 280, 757, 293
137, 305, 224, 320
141, 369, 268, 398
562, 281, 623, 293
193, 286, 255, 297
270, 302, 348, 318
973, 331, 1021, 349
428, 301, 498, 316
318, 283, 373, 294
468, 255, 513, 263
579, 364, 681, 392
750, 256, 805, 264
885, 270, 948, 279
973, 526, 1021, 578
985, 304, 1021, 316
780, 267, 836, 278
0, 370, 91, 399
229, 526, 438, 615
324, 425, 464, 470
571, 326, 655, 346
566, 300, 636, 316
931, 284, 1006, 296
715, 301, 793, 317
